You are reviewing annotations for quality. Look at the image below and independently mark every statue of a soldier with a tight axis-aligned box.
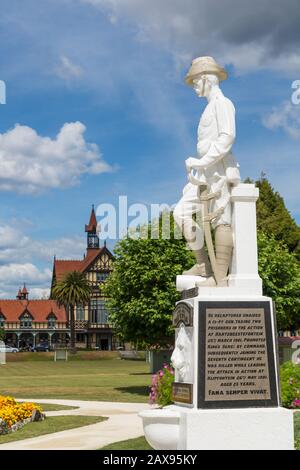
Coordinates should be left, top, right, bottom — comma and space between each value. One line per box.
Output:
174, 57, 241, 287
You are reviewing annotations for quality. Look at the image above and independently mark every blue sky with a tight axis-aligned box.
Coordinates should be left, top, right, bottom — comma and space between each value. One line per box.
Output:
0, 0, 299, 297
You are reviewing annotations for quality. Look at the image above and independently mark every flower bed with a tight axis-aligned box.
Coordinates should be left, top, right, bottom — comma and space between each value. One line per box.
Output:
0, 396, 44, 435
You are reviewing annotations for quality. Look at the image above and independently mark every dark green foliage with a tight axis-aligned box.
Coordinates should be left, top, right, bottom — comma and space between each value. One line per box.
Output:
0, 328, 5, 342
52, 271, 91, 351
280, 361, 300, 408
257, 232, 300, 330
156, 367, 175, 407
103, 215, 194, 346
247, 176, 300, 260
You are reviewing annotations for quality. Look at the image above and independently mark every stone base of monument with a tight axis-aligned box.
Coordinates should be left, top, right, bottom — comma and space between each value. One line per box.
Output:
140, 292, 295, 450
172, 405, 294, 450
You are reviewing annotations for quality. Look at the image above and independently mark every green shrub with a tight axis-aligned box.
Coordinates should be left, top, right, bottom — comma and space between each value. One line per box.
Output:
280, 361, 300, 407
149, 365, 174, 407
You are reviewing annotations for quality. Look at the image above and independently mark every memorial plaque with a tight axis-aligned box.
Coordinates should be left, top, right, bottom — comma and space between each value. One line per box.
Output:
172, 382, 193, 404
198, 301, 279, 409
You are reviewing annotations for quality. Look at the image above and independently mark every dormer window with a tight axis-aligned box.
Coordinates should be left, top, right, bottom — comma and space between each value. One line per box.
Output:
48, 314, 57, 329
20, 312, 32, 329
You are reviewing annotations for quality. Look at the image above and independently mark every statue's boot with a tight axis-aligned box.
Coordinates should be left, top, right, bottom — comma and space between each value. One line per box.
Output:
183, 247, 212, 278
196, 224, 233, 287
214, 224, 233, 286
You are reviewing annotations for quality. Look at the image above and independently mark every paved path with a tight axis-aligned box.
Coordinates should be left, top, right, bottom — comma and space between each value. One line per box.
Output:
0, 399, 150, 450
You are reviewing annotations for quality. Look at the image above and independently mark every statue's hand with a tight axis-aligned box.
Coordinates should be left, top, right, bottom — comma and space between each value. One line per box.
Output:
185, 157, 194, 172
185, 157, 205, 171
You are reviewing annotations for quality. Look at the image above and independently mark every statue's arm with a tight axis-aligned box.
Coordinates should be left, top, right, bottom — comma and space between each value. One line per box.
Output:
189, 98, 236, 170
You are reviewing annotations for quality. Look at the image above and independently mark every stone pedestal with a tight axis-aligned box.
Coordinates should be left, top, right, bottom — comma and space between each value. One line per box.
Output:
177, 183, 263, 295
167, 292, 294, 450
174, 406, 294, 450
228, 183, 262, 294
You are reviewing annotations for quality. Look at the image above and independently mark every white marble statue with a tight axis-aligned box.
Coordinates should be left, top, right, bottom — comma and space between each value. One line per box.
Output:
174, 56, 241, 287
171, 324, 193, 383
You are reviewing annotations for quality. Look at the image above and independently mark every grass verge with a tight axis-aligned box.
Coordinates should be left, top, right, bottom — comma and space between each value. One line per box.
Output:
100, 436, 152, 450
34, 403, 79, 412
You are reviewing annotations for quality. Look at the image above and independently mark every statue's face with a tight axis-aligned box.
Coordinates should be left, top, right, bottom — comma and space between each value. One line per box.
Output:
193, 76, 207, 97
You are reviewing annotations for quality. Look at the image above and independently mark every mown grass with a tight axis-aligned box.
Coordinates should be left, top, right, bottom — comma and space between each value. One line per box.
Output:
34, 403, 79, 412
0, 415, 106, 444
100, 436, 152, 450
0, 358, 150, 402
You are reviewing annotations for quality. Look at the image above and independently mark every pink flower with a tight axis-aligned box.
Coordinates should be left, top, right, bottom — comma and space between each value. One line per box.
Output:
292, 399, 300, 408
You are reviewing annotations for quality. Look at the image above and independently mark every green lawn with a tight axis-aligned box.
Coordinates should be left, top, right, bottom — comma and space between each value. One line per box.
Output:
0, 358, 150, 402
0, 416, 106, 444
100, 436, 152, 450
34, 403, 79, 412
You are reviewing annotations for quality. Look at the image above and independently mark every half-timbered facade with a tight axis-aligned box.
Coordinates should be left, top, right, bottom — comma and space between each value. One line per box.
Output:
50, 206, 115, 350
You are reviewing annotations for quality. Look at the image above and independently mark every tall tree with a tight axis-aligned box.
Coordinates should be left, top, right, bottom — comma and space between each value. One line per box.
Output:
0, 328, 5, 342
257, 231, 300, 330
103, 215, 194, 347
52, 271, 91, 352
247, 176, 300, 260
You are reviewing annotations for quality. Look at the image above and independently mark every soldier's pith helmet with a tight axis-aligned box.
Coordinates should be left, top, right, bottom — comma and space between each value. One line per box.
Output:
185, 56, 227, 86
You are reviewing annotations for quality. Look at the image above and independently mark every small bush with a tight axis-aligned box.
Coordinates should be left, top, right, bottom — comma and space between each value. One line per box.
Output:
280, 362, 300, 408
149, 364, 174, 407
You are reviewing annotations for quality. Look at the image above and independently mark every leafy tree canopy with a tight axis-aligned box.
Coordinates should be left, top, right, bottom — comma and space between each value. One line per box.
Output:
103, 216, 194, 347
246, 176, 300, 260
257, 231, 300, 330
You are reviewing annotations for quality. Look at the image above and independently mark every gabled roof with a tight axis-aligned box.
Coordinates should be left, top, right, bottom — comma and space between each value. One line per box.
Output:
53, 259, 84, 281
0, 299, 66, 322
53, 249, 102, 281
53, 245, 113, 282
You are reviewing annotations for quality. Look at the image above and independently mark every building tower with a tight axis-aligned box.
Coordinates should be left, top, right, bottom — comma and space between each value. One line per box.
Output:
16, 284, 29, 300
85, 205, 100, 250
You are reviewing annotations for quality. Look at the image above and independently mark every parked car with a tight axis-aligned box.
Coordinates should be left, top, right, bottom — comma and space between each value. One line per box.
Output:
0, 345, 19, 353
34, 344, 49, 352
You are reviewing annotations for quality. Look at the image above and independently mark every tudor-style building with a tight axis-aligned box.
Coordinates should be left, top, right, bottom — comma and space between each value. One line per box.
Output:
50, 206, 115, 350
1, 285, 68, 349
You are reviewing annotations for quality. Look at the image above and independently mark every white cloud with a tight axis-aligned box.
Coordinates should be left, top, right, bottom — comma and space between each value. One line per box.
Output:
0, 121, 113, 194
262, 101, 300, 139
28, 287, 50, 299
0, 223, 86, 264
0, 263, 51, 285
0, 221, 88, 298
79, 0, 300, 75
0, 263, 52, 300
55, 55, 84, 80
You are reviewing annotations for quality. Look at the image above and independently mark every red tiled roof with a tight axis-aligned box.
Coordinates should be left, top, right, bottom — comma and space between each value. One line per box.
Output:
0, 299, 66, 322
53, 259, 84, 281
278, 336, 300, 346
53, 248, 104, 281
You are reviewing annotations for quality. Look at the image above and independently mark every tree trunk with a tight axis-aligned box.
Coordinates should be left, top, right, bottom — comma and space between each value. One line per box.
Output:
69, 305, 77, 354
